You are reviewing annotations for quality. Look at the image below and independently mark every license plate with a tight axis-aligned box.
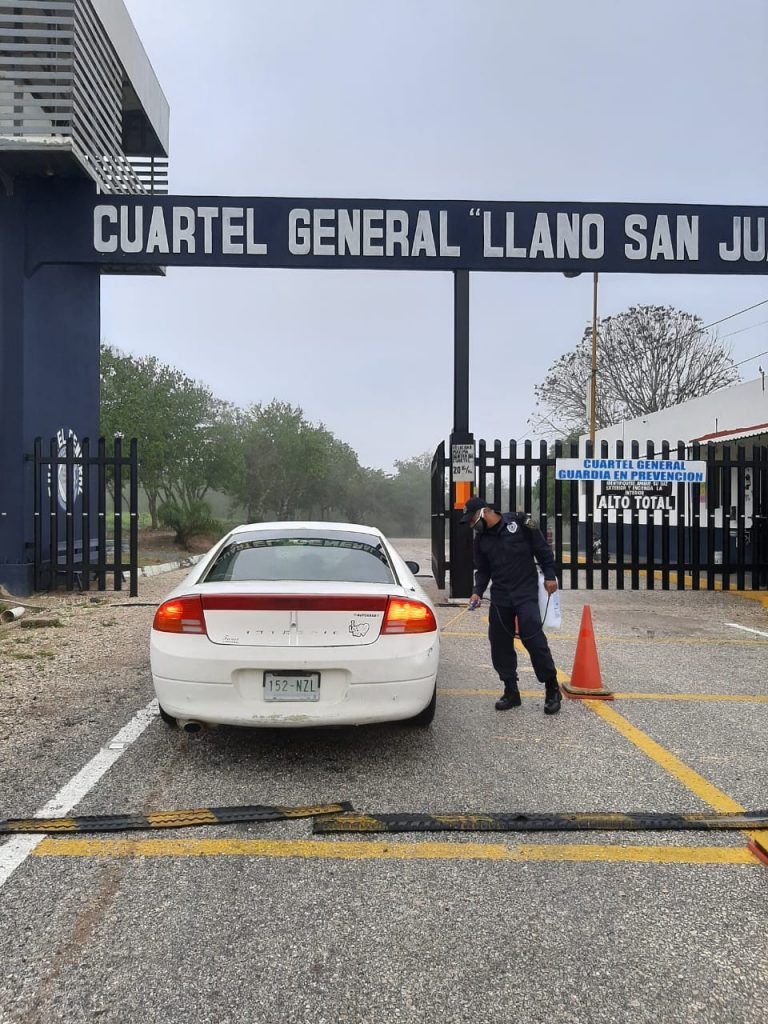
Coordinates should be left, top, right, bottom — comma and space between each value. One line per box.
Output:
263, 672, 321, 702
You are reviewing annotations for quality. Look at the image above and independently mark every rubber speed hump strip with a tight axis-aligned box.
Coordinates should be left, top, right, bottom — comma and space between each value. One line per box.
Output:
312, 810, 768, 834
0, 802, 353, 835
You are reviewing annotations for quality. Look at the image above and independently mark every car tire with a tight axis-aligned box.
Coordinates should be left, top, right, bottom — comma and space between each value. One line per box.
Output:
158, 704, 178, 728
404, 686, 436, 727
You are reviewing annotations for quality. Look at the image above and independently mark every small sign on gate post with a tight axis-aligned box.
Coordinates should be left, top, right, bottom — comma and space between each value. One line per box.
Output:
451, 443, 475, 484
449, 437, 476, 599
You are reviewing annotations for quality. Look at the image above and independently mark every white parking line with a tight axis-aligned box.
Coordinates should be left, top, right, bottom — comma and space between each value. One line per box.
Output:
0, 700, 158, 891
725, 622, 768, 639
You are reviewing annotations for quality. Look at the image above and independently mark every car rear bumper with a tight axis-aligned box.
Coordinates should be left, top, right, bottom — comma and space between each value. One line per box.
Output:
152, 674, 437, 727
150, 633, 439, 727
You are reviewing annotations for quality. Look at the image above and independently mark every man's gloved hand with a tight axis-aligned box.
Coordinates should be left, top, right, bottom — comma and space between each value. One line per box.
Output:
468, 594, 482, 611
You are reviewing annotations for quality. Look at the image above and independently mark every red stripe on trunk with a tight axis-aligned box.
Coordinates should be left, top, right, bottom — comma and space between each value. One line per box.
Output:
201, 595, 389, 612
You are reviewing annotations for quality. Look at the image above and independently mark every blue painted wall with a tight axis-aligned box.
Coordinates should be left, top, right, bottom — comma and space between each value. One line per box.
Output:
0, 180, 100, 594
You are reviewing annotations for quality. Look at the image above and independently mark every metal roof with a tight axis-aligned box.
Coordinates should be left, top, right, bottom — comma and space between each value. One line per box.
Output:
690, 422, 768, 444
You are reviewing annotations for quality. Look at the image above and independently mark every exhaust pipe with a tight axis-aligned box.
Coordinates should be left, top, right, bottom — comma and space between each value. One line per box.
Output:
177, 718, 204, 734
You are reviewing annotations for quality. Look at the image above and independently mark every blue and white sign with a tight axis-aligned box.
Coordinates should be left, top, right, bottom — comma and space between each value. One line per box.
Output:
555, 458, 707, 484
556, 457, 708, 512
25, 197, 768, 274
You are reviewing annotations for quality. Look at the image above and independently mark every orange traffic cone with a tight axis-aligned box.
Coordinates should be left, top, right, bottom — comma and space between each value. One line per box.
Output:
748, 836, 768, 868
561, 605, 614, 700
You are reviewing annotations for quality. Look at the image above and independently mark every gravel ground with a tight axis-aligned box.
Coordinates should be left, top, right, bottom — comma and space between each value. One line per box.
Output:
0, 568, 183, 814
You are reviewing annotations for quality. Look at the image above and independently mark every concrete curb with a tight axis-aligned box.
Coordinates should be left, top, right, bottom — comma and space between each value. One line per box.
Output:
123, 555, 204, 581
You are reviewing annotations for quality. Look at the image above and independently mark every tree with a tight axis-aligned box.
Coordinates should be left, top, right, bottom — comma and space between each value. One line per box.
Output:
159, 398, 245, 515
100, 345, 230, 527
386, 453, 432, 537
235, 401, 345, 520
101, 345, 437, 535
533, 430, 581, 519
532, 305, 739, 437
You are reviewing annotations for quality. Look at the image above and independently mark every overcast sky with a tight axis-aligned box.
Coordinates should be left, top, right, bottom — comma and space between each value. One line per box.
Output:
103, 0, 768, 470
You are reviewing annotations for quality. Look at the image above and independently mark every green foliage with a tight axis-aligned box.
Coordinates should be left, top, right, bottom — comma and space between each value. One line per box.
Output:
382, 453, 432, 537
235, 401, 345, 521
533, 431, 581, 518
101, 346, 243, 527
101, 345, 434, 538
158, 500, 223, 549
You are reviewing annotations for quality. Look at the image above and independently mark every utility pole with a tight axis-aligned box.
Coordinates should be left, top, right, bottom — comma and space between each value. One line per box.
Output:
590, 272, 599, 448
563, 269, 599, 449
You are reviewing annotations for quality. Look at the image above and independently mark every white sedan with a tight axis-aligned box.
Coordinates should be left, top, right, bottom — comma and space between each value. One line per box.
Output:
150, 522, 440, 732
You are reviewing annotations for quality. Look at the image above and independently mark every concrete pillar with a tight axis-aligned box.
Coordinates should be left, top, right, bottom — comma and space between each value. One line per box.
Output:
0, 180, 100, 594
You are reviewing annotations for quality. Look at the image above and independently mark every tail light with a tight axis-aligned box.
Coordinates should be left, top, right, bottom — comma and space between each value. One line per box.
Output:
153, 595, 207, 635
381, 597, 437, 635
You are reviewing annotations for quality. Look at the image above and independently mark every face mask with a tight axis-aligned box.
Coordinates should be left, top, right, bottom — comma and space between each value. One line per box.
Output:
472, 511, 486, 534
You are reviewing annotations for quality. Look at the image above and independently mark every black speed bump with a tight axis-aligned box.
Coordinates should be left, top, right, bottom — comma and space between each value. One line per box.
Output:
312, 810, 768, 834
5, 803, 767, 837
0, 802, 352, 835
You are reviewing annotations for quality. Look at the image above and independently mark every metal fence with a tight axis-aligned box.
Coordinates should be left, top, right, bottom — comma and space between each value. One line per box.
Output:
432, 438, 768, 593
31, 435, 139, 596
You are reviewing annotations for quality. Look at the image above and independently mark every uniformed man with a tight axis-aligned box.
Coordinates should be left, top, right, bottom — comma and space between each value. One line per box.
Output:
461, 496, 561, 714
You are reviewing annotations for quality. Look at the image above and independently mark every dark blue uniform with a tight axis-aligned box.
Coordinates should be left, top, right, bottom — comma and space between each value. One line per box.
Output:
473, 513, 558, 690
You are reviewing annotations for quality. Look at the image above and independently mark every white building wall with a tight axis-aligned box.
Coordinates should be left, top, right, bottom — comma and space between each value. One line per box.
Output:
582, 375, 767, 453
576, 376, 767, 531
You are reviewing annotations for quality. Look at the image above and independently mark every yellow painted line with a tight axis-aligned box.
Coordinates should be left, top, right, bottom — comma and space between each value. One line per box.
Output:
30, 836, 756, 866
447, 633, 768, 858
440, 607, 469, 631
733, 590, 768, 610
586, 701, 744, 813
612, 692, 768, 703
437, 688, 768, 703
439, 688, 540, 697
561, 554, 768, 606
442, 631, 768, 645
585, 700, 767, 848
590, 636, 768, 646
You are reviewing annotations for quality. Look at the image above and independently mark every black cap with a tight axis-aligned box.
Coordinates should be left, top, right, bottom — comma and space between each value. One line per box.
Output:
459, 496, 490, 524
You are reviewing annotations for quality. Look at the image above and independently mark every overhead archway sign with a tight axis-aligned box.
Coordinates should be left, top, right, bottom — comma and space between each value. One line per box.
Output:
26, 197, 768, 274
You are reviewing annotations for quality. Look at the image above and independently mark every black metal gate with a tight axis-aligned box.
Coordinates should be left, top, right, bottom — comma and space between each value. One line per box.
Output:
31, 435, 139, 596
432, 438, 768, 596
431, 441, 447, 588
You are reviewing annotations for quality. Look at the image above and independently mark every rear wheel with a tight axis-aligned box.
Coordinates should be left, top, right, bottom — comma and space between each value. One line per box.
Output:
158, 704, 178, 728
405, 686, 436, 727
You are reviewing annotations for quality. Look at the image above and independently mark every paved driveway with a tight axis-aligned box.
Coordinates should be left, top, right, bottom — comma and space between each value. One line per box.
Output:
1, 544, 766, 1023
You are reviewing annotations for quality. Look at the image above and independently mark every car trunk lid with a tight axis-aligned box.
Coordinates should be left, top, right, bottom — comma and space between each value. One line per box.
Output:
198, 583, 397, 647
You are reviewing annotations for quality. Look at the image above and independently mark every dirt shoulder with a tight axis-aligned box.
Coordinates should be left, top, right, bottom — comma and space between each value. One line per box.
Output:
0, 570, 189, 815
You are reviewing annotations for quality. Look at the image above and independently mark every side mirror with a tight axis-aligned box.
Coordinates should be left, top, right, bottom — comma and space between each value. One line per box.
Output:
405, 560, 420, 575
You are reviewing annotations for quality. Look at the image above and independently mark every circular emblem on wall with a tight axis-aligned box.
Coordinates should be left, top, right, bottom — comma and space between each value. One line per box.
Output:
47, 428, 84, 509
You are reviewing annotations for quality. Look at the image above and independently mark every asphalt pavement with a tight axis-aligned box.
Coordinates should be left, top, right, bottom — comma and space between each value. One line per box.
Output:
1, 543, 767, 1024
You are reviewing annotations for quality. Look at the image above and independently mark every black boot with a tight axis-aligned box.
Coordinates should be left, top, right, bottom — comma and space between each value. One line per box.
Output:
544, 678, 562, 715
495, 678, 522, 711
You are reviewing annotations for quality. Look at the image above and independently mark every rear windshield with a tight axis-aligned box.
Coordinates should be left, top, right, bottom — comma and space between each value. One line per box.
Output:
203, 533, 395, 585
